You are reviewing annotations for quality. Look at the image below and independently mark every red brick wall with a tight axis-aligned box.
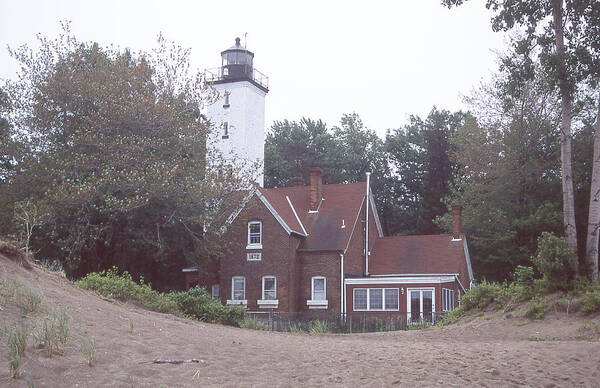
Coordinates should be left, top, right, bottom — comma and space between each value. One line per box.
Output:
298, 251, 341, 312
184, 258, 220, 292
219, 195, 292, 311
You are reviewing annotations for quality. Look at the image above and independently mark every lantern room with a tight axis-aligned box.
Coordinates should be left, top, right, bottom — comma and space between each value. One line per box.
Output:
221, 37, 254, 80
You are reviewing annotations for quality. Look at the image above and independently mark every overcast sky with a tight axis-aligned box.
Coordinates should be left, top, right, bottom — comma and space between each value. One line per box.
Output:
0, 0, 508, 137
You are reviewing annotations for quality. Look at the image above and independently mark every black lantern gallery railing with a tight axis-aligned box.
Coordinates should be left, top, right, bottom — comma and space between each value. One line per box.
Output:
205, 66, 269, 90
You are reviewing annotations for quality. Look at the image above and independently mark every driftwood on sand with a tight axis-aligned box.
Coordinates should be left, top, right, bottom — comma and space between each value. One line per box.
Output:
153, 359, 203, 364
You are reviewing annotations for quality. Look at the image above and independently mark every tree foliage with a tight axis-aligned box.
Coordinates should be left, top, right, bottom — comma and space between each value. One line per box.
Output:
385, 108, 467, 235
442, 0, 600, 279
2, 25, 253, 288
532, 232, 578, 283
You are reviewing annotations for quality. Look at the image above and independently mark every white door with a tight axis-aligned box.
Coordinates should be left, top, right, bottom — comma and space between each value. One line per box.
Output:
407, 288, 435, 324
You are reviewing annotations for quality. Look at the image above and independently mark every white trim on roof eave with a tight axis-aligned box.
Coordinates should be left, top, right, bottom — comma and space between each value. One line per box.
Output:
463, 235, 474, 286
368, 189, 384, 238
344, 196, 366, 254
219, 189, 256, 235
255, 189, 293, 236
370, 273, 459, 277
345, 276, 456, 285
286, 195, 308, 236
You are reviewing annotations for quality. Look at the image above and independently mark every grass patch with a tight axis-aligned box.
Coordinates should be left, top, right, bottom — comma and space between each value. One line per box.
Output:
526, 336, 554, 341
240, 317, 268, 331
4, 322, 30, 378
52, 308, 69, 353
309, 319, 330, 334
15, 287, 43, 315
36, 319, 57, 357
80, 337, 96, 366
287, 323, 304, 333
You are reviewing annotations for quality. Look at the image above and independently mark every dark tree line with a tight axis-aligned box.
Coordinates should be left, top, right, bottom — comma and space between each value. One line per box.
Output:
264, 108, 465, 237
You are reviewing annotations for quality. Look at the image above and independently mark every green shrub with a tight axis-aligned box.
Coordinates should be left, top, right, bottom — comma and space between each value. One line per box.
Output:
532, 232, 578, 284
525, 298, 549, 320
581, 290, 600, 315
437, 307, 465, 326
76, 267, 179, 315
76, 269, 244, 326
514, 265, 534, 285
577, 320, 600, 340
240, 317, 268, 330
309, 319, 330, 334
167, 286, 243, 326
461, 281, 506, 310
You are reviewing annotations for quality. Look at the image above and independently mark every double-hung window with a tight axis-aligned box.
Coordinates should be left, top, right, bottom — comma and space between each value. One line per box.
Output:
262, 276, 276, 300
307, 276, 328, 309
257, 275, 278, 308
353, 288, 399, 311
442, 288, 455, 311
227, 276, 246, 305
211, 284, 220, 299
247, 221, 262, 248
312, 277, 326, 300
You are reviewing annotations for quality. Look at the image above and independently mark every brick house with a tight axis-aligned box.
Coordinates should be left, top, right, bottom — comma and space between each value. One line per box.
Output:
183, 167, 473, 320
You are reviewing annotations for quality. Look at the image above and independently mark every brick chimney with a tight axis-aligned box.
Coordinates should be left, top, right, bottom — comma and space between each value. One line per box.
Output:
292, 176, 305, 187
452, 204, 463, 240
309, 167, 323, 211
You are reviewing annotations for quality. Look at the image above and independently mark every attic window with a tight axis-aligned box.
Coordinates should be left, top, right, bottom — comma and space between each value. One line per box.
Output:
222, 122, 229, 139
247, 221, 262, 249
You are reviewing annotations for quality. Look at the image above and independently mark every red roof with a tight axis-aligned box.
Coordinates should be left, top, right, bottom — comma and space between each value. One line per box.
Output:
368, 234, 465, 275
259, 182, 367, 251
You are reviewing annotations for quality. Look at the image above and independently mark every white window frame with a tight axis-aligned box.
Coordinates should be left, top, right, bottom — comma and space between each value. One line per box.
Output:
261, 276, 276, 300
211, 284, 220, 299
442, 288, 455, 312
227, 276, 247, 305
247, 221, 262, 249
307, 276, 328, 309
258, 275, 279, 308
384, 288, 399, 310
353, 288, 368, 310
353, 288, 400, 311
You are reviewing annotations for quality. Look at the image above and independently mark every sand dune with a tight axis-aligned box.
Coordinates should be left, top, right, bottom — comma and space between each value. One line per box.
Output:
1, 254, 599, 387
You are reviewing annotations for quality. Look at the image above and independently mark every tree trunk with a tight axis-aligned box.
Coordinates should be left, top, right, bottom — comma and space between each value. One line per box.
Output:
586, 99, 600, 281
552, 0, 578, 253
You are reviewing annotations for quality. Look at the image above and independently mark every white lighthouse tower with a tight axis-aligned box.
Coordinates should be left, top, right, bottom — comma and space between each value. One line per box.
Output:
206, 37, 269, 187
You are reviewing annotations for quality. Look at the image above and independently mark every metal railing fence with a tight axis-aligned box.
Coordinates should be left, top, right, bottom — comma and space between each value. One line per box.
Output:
242, 311, 448, 333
